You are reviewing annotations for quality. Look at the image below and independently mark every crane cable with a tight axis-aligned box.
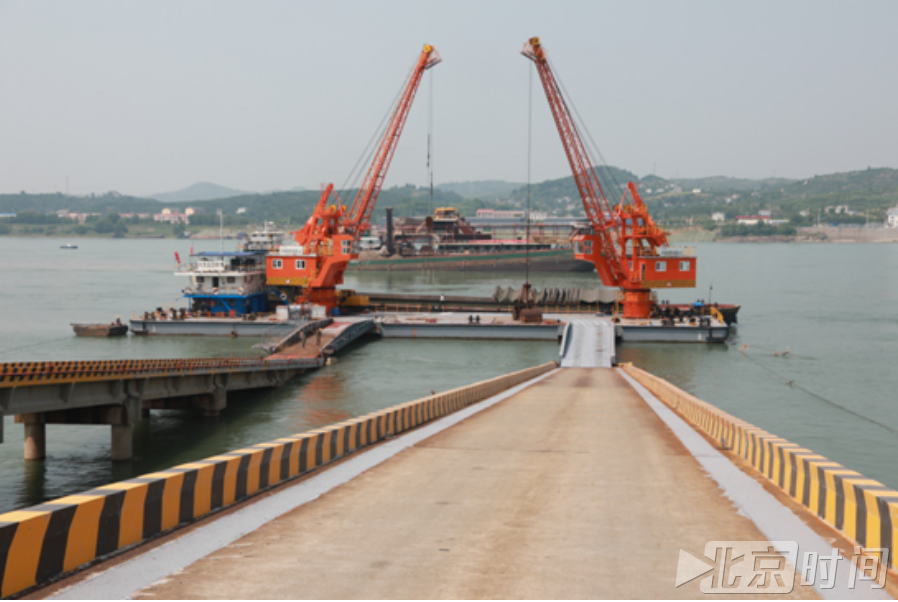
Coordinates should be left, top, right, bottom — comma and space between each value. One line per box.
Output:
428, 68, 434, 212
525, 61, 533, 285
547, 55, 626, 205
738, 346, 898, 437
338, 59, 417, 200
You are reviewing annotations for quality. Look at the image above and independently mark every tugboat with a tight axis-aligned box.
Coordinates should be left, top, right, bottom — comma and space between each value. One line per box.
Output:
130, 226, 301, 336
60, 243, 78, 250
176, 251, 273, 316
239, 221, 285, 253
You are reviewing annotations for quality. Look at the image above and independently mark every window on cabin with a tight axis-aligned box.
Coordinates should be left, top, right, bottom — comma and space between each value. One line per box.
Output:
295, 259, 306, 270
680, 260, 690, 272
196, 276, 205, 283
272, 259, 283, 269
226, 277, 236, 284
656, 261, 667, 272
341, 240, 352, 255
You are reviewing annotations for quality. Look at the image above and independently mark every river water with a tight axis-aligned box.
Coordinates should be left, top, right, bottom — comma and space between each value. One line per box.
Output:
1, 237, 896, 512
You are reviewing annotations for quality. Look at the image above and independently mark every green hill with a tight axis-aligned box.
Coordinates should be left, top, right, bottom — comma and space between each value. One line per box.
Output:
436, 180, 524, 200
3, 166, 897, 236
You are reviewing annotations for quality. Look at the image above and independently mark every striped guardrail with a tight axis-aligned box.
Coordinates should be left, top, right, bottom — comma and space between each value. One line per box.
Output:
0, 356, 320, 388
0, 360, 557, 598
621, 363, 898, 568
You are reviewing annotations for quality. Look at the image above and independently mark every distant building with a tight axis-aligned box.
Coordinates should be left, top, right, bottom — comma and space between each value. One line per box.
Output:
692, 189, 702, 194
0, 213, 15, 219
887, 207, 898, 228
185, 207, 205, 216
711, 212, 726, 223
236, 207, 247, 214
476, 209, 526, 219
154, 212, 189, 224
56, 211, 101, 224
758, 210, 772, 217
528, 211, 549, 222
735, 215, 771, 226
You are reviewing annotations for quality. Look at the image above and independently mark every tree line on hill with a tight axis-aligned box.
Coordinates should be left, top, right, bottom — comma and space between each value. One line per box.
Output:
2, 166, 896, 238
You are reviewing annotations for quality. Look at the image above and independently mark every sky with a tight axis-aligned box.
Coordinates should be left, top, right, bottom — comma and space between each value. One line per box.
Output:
0, 0, 896, 197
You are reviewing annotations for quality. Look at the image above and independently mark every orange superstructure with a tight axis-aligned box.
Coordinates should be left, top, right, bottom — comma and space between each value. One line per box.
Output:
522, 37, 695, 318
267, 44, 441, 311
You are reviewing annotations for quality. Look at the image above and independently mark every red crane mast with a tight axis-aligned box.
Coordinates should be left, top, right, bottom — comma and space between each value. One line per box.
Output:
267, 44, 441, 311
522, 37, 696, 319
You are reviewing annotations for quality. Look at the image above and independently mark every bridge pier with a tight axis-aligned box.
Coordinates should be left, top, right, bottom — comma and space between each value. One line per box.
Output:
197, 389, 227, 418
23, 415, 46, 461
111, 424, 132, 462
16, 397, 143, 462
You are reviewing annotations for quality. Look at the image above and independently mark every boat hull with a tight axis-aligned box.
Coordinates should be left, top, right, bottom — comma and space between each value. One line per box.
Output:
72, 324, 128, 337
348, 248, 592, 272
130, 318, 298, 337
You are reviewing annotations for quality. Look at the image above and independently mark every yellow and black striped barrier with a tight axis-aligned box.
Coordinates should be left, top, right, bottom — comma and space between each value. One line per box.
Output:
0, 361, 556, 598
622, 364, 898, 568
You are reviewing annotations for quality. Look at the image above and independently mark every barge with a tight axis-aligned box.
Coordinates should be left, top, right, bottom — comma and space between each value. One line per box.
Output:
349, 206, 589, 273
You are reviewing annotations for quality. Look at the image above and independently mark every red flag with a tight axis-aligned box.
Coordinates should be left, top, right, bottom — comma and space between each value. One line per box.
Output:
190, 245, 194, 255
175, 251, 181, 264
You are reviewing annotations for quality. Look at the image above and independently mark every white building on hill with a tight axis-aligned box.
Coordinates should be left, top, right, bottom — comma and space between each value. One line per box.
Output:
887, 207, 898, 228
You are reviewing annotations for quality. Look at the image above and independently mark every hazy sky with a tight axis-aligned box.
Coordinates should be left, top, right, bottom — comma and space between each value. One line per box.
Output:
1, 0, 896, 197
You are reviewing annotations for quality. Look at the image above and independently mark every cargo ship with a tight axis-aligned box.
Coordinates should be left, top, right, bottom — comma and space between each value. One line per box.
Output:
348, 207, 590, 272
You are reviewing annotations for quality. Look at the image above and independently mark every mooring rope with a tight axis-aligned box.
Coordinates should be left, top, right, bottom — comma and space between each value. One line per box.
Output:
738, 347, 898, 437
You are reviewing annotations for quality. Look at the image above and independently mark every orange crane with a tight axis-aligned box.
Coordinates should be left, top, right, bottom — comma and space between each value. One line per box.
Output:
266, 44, 441, 312
522, 37, 696, 319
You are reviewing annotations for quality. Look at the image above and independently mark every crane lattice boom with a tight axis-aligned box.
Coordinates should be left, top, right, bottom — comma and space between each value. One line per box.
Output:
266, 44, 440, 311
522, 37, 696, 319
346, 46, 441, 236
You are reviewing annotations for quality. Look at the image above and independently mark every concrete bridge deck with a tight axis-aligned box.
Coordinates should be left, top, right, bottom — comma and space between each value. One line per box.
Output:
45, 367, 877, 600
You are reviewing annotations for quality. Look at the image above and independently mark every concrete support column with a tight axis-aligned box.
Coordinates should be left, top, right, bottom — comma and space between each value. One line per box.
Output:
24, 417, 46, 461
198, 389, 227, 418
111, 424, 133, 462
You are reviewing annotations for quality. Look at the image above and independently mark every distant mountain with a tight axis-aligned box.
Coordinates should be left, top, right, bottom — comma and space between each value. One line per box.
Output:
436, 180, 524, 200
148, 182, 248, 203
777, 167, 898, 197
508, 165, 639, 209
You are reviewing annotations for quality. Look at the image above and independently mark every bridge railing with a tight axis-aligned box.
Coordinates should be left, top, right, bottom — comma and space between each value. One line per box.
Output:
0, 356, 318, 387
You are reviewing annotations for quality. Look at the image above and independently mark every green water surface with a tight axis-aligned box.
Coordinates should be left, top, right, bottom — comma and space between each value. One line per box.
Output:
0, 237, 896, 511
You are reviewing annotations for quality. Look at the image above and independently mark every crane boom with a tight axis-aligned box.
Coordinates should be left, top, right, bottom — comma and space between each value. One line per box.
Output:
266, 44, 441, 312
346, 45, 441, 237
522, 37, 696, 319
521, 37, 624, 284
